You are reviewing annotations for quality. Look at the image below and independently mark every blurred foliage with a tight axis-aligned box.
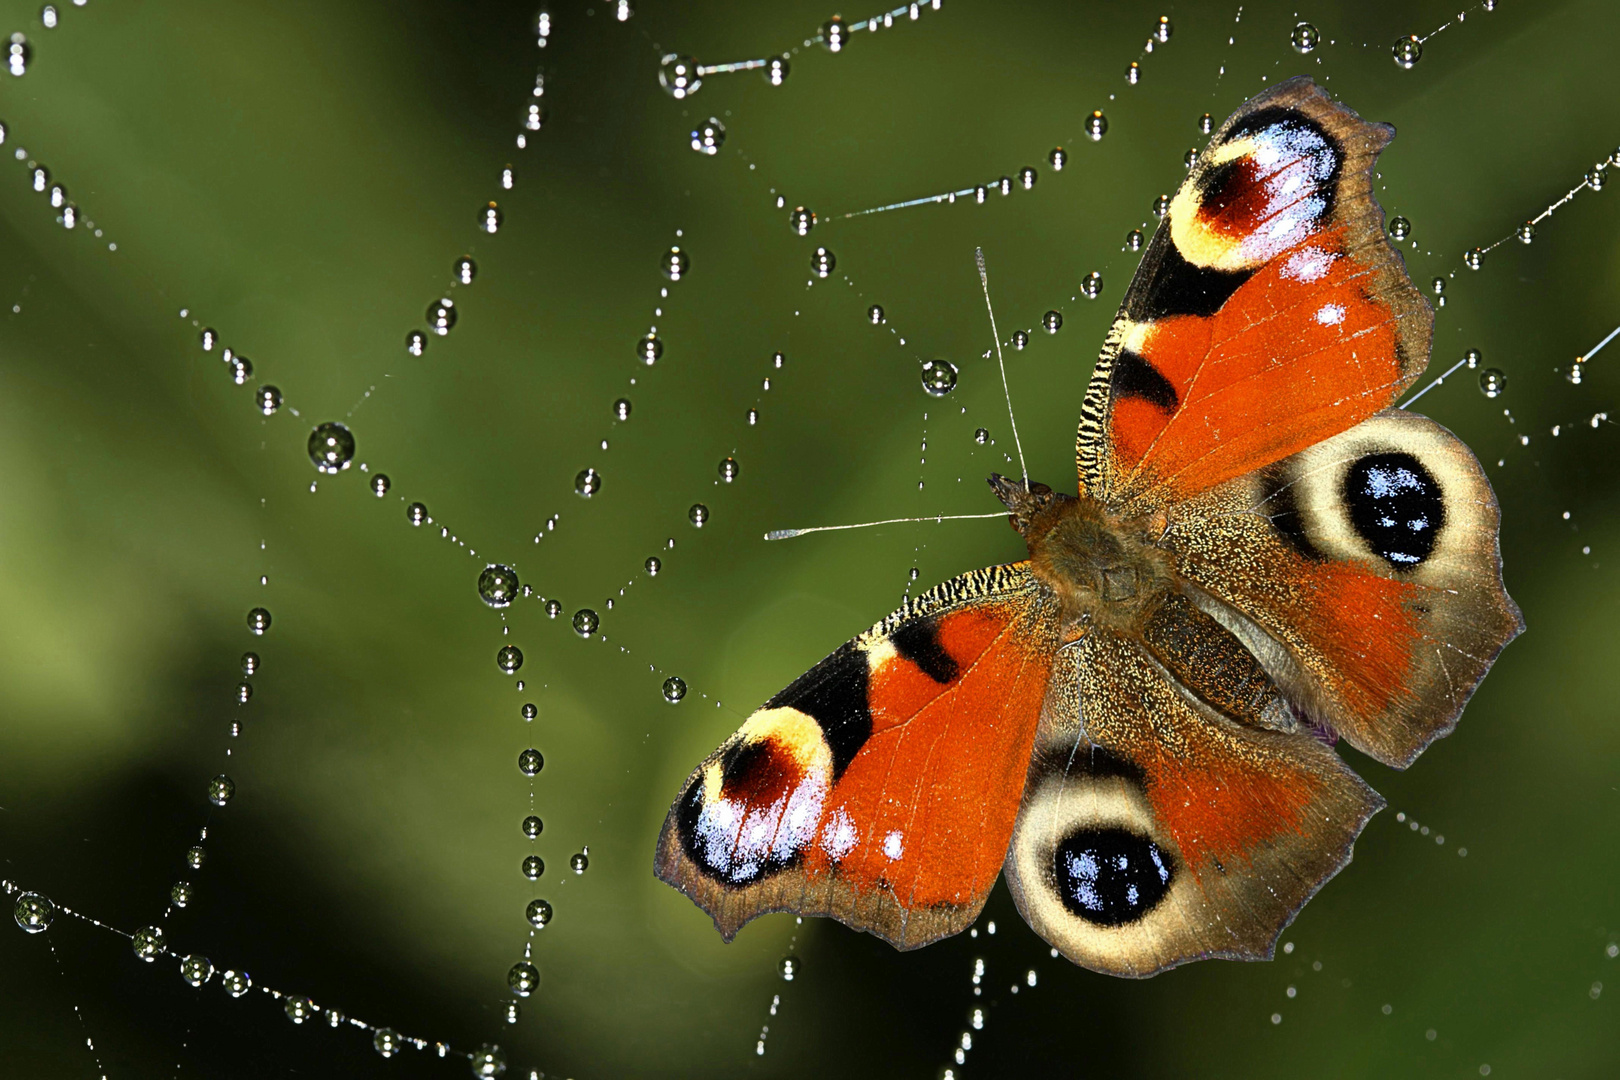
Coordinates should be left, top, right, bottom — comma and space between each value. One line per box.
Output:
0, 0, 1617, 1076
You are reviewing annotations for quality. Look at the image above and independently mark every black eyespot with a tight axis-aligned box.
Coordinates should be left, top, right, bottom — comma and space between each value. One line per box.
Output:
1343, 452, 1445, 568
1053, 827, 1174, 926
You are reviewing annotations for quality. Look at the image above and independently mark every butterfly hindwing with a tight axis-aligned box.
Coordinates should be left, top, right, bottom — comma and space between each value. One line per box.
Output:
1078, 76, 1433, 513
1004, 629, 1383, 977
1165, 409, 1524, 767
655, 564, 1061, 949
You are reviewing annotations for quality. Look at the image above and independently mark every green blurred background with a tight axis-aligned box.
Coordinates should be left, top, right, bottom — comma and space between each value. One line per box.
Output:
0, 0, 1616, 1076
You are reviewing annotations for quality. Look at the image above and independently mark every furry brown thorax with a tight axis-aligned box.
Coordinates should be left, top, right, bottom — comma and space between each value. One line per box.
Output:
989, 474, 1173, 636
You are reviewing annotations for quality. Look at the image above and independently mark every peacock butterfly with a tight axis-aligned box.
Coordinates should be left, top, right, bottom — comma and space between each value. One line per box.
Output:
653, 77, 1522, 976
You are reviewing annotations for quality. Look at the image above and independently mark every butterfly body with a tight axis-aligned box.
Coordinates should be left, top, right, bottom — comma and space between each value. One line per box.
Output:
656, 77, 1522, 977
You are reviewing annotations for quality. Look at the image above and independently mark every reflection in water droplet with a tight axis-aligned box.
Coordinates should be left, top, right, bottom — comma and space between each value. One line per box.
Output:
658, 54, 701, 98
747, 408, 759, 425
479, 565, 520, 608
920, 359, 959, 397
575, 468, 602, 497
207, 774, 235, 806
235, 682, 251, 704
663, 676, 687, 702
1126, 229, 1145, 252
8, 35, 31, 77
522, 815, 544, 839
763, 56, 790, 86
504, 1002, 521, 1025
811, 247, 836, 278
719, 457, 739, 482
257, 385, 282, 415
171, 881, 194, 907
406, 329, 427, 356
1587, 167, 1606, 192
1392, 35, 1422, 69
613, 0, 633, 21
308, 422, 355, 474
508, 961, 540, 997
454, 256, 477, 284
691, 117, 726, 155
570, 851, 590, 873
1080, 272, 1104, 299
689, 503, 710, 527
544, 599, 561, 619
1479, 368, 1507, 398
247, 608, 271, 635
1153, 15, 1172, 41
789, 206, 815, 236
1049, 147, 1067, 171
1125, 62, 1141, 85
518, 749, 544, 776
1042, 310, 1063, 334
525, 102, 547, 132
1388, 216, 1411, 241
572, 608, 600, 636
1291, 22, 1319, 53
13, 892, 54, 933
472, 1045, 507, 1079
496, 645, 524, 673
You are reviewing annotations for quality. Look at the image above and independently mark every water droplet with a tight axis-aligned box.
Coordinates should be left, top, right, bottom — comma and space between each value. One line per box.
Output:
186, 845, 206, 869
688, 503, 710, 527
763, 56, 790, 86
407, 502, 428, 526
41, 6, 58, 30
747, 407, 759, 425
920, 359, 958, 397
170, 881, 195, 908
524, 100, 548, 131
994, 176, 1012, 197
518, 748, 544, 776
253, 385, 282, 415
479, 564, 520, 608
221, 969, 252, 997
1432, 277, 1447, 296
426, 297, 457, 336
718, 457, 739, 482
544, 599, 561, 618
1019, 166, 1038, 190
661, 247, 689, 280
1588, 167, 1606, 192
1011, 329, 1029, 350
1392, 35, 1423, 69
1464, 247, 1483, 271
612, 0, 634, 21
1198, 112, 1213, 135
1125, 61, 1141, 85
472, 1044, 508, 1078
523, 897, 555, 929
454, 256, 477, 284
690, 116, 726, 155
1152, 194, 1171, 217
229, 356, 253, 385
1153, 15, 1172, 41
284, 996, 313, 1024
658, 53, 701, 97
520, 703, 539, 724
788, 206, 815, 236
308, 422, 355, 474
30, 164, 48, 193
503, 1002, 521, 1025
779, 955, 800, 981
1515, 221, 1536, 244
48, 182, 66, 208
8, 34, 31, 77
132, 925, 165, 962
663, 676, 687, 702
575, 468, 602, 497
522, 815, 544, 839
207, 774, 235, 806
480, 202, 503, 234
1125, 228, 1145, 252
811, 247, 836, 278
1080, 271, 1103, 299
1479, 368, 1506, 398
1290, 22, 1319, 53
1465, 348, 1483, 369
522, 855, 544, 880
974, 428, 989, 444
496, 645, 524, 674
572, 608, 599, 636
1183, 148, 1198, 169
570, 851, 590, 873
362, 476, 387, 502
1042, 310, 1063, 334
867, 304, 885, 325
406, 329, 428, 356
180, 954, 213, 988
373, 1028, 402, 1057
200, 328, 218, 351
246, 608, 271, 635
1388, 216, 1411, 241
13, 892, 53, 933
1084, 111, 1107, 141
822, 15, 848, 51
1048, 146, 1068, 170
508, 961, 540, 997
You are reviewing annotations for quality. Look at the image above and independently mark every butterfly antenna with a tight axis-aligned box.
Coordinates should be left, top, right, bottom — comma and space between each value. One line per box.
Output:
764, 511, 1008, 541
976, 247, 1030, 492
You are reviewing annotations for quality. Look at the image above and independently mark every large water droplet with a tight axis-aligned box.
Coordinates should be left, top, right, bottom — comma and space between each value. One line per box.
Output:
575, 468, 602, 496
1152, 194, 1170, 218
246, 608, 271, 635
200, 328, 218, 351
526, 899, 554, 927
284, 996, 313, 1024
518, 748, 544, 776
779, 955, 800, 981
920, 359, 959, 397
186, 845, 207, 868
522, 815, 544, 839
789, 206, 815, 236
1464, 248, 1483, 271
1125, 61, 1141, 85
1080, 271, 1103, 299
454, 256, 477, 284
763, 56, 790, 86
867, 304, 885, 324
472, 1044, 508, 1078
1516, 221, 1536, 244
1019, 166, 1037, 190
180, 954, 214, 988
718, 457, 739, 482
522, 855, 544, 880
572, 608, 599, 636
1291, 22, 1319, 53
658, 54, 701, 98
171, 881, 194, 907
1048, 147, 1068, 171
1479, 368, 1507, 398
496, 645, 524, 674
132, 925, 165, 962
308, 422, 355, 474
570, 851, 590, 873
480, 202, 503, 234
1012, 330, 1029, 350
13, 892, 54, 933
1126, 228, 1144, 252
1392, 35, 1423, 69
427, 297, 456, 335
1084, 111, 1107, 141
811, 247, 836, 278
479, 565, 520, 607
257, 386, 282, 415
1198, 112, 1214, 135
221, 969, 252, 997
1042, 310, 1063, 334
663, 676, 687, 702
1388, 216, 1411, 241
822, 15, 848, 52
638, 332, 663, 364
406, 330, 427, 357
8, 34, 32, 77
208, 774, 235, 806
661, 247, 690, 280
407, 502, 427, 526
508, 961, 540, 997
373, 1028, 402, 1057
688, 503, 710, 527
690, 117, 726, 155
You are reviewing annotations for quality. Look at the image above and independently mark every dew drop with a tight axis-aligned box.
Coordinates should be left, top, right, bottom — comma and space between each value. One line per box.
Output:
370, 473, 390, 498
1048, 146, 1068, 170
522, 815, 544, 839
246, 608, 271, 635
480, 202, 503, 234
1042, 310, 1063, 334
8, 34, 30, 77
472, 1045, 508, 1079
658, 54, 701, 98
572, 608, 599, 636
518, 748, 544, 776
763, 56, 790, 85
1153, 15, 1172, 41
688, 503, 710, 527
503, 1003, 521, 1025
1019, 166, 1037, 190
1516, 221, 1535, 244
612, 397, 632, 421
867, 304, 885, 324
779, 955, 800, 981
575, 468, 602, 497
570, 851, 590, 873
1291, 22, 1319, 53
228, 356, 253, 385
1125, 61, 1141, 85
1126, 228, 1144, 252
920, 359, 959, 397
479, 564, 520, 608
132, 925, 165, 961
373, 1028, 402, 1057
1388, 216, 1411, 241
496, 645, 524, 673
221, 969, 252, 997
241, 652, 260, 676
1464, 348, 1482, 370
1080, 271, 1103, 299
257, 385, 282, 415
308, 422, 355, 474
1587, 166, 1606, 192
1392, 35, 1423, 69
200, 328, 218, 351
661, 247, 690, 281
544, 599, 561, 618
789, 206, 816, 236
811, 247, 836, 278
663, 676, 687, 703
1152, 194, 1170, 218
1084, 111, 1108, 141
1432, 277, 1446, 296
454, 256, 477, 284
235, 682, 251, 704
186, 845, 207, 869
408, 502, 428, 526
284, 996, 313, 1024
13, 892, 53, 933
974, 428, 989, 444
690, 117, 726, 155
821, 15, 848, 52
180, 954, 213, 988
1479, 368, 1507, 399
718, 457, 739, 482
644, 555, 662, 576
1464, 247, 1483, 271
638, 332, 664, 364
406, 329, 428, 356
747, 408, 758, 425
522, 855, 544, 880
1198, 112, 1213, 135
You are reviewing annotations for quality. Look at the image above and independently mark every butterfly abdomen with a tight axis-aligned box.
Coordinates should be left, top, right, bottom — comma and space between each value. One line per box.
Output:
1021, 491, 1174, 638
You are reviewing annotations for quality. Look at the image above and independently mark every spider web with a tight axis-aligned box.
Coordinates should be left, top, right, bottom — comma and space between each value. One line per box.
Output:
1, 1, 1618, 1077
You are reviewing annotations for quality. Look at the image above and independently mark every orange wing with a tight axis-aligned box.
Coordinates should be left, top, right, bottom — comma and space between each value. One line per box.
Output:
655, 564, 1061, 948
1077, 76, 1432, 514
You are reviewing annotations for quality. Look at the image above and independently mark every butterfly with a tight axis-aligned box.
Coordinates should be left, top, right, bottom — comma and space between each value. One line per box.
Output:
653, 76, 1523, 976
